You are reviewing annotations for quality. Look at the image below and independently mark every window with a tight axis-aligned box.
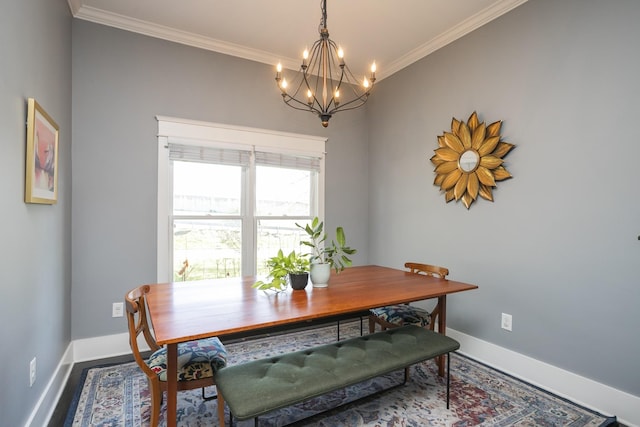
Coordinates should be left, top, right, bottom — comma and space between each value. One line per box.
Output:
157, 117, 325, 282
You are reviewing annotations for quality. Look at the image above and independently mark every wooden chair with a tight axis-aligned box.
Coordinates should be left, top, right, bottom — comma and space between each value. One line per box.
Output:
125, 285, 227, 426
369, 262, 449, 333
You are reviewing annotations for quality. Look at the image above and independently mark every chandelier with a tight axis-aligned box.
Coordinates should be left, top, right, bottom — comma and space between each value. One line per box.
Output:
275, 0, 376, 127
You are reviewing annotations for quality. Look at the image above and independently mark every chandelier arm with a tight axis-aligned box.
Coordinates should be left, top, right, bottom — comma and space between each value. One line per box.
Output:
327, 63, 372, 114
283, 96, 322, 113
326, 94, 370, 114
325, 40, 341, 104
336, 60, 373, 98
322, 46, 336, 112
307, 40, 332, 114
302, 73, 324, 114
283, 66, 322, 115
287, 81, 311, 107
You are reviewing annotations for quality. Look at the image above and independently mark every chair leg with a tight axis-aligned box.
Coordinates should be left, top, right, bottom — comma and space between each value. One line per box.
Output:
368, 315, 376, 333
148, 380, 162, 427
428, 306, 444, 372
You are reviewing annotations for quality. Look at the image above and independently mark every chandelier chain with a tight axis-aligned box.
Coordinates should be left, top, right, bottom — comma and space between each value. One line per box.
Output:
320, 0, 327, 32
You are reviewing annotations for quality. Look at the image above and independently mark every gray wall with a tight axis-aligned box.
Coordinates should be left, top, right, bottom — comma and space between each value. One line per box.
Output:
367, 0, 640, 396
71, 20, 370, 339
0, 0, 72, 426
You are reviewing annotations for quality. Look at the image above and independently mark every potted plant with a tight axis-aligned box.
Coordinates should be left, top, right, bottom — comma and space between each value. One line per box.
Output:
253, 249, 310, 292
296, 217, 357, 287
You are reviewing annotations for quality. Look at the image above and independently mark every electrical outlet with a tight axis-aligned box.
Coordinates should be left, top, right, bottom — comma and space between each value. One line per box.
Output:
112, 302, 124, 317
501, 313, 512, 331
30, 357, 36, 387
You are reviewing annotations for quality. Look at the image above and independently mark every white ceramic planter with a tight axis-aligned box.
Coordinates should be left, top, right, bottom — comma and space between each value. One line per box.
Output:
310, 263, 331, 288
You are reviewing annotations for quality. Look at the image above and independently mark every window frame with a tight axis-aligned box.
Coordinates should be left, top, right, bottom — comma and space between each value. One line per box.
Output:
156, 116, 326, 282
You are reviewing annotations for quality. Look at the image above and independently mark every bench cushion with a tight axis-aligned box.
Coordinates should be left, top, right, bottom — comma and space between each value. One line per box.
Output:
214, 325, 459, 420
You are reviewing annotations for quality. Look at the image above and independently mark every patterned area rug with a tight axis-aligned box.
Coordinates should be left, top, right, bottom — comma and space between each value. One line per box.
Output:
65, 322, 616, 426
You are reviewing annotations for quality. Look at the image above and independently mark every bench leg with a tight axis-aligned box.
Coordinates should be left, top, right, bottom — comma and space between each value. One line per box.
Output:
202, 387, 218, 401
446, 352, 451, 409
217, 391, 227, 427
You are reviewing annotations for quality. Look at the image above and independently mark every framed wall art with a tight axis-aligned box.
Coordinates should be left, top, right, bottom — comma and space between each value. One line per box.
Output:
25, 98, 59, 204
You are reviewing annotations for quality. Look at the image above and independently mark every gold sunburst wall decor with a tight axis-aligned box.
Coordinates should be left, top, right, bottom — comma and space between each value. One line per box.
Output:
430, 112, 515, 209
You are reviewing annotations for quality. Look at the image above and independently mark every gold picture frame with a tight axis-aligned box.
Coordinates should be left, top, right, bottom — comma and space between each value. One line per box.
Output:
25, 98, 59, 204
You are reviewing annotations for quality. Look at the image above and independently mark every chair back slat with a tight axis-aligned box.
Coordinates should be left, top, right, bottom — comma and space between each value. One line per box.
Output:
404, 262, 449, 279
125, 285, 161, 378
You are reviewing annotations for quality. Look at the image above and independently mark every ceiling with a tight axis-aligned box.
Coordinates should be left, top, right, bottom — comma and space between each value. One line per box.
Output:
68, 0, 527, 80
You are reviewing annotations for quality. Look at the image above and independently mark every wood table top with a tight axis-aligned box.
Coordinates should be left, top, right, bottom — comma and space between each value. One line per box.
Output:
145, 264, 478, 345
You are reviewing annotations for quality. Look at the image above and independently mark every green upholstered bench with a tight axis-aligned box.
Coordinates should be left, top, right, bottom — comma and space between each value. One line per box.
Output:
214, 325, 460, 427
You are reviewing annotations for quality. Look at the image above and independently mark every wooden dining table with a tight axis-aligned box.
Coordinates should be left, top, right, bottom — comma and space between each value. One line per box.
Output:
145, 264, 478, 427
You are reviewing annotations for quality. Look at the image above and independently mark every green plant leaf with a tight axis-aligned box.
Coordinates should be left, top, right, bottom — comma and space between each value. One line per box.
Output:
296, 217, 356, 273
335, 227, 346, 246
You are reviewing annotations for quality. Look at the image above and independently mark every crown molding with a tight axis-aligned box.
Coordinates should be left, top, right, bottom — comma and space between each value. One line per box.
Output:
71, 5, 291, 68
70, 0, 527, 81
67, 0, 82, 15
381, 0, 529, 79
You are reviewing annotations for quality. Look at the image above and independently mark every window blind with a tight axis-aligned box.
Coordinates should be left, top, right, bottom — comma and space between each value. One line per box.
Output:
169, 143, 321, 172
168, 143, 250, 167
254, 151, 321, 172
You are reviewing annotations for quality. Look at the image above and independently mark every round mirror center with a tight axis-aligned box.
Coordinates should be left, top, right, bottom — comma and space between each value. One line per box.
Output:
459, 150, 479, 172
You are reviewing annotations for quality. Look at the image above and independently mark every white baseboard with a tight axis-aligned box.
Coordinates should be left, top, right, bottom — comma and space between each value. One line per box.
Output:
448, 328, 639, 427
24, 344, 74, 427
72, 331, 138, 362
30, 329, 639, 427
26, 332, 146, 427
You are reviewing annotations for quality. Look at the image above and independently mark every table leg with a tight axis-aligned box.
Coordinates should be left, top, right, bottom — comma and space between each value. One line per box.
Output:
166, 343, 178, 427
437, 295, 447, 377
